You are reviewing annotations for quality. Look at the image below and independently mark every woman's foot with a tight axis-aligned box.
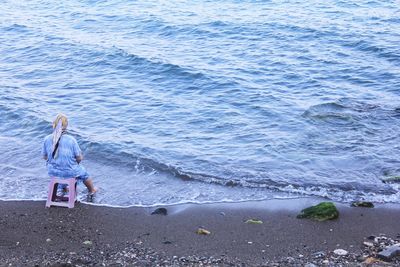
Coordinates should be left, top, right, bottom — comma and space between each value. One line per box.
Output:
89, 187, 98, 195
87, 188, 98, 202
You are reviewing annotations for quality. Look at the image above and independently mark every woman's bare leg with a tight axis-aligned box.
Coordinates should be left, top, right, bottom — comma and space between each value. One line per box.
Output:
83, 178, 97, 194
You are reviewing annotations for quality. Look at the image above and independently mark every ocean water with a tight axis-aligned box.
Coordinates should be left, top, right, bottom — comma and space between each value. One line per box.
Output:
1, 0, 400, 206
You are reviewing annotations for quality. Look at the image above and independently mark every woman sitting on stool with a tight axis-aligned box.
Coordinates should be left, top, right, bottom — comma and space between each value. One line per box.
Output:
42, 114, 97, 196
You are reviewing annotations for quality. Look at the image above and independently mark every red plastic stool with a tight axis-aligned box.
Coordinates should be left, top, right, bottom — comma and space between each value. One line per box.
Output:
45, 177, 77, 208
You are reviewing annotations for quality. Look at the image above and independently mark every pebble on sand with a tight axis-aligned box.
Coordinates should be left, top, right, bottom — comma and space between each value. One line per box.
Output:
333, 249, 348, 256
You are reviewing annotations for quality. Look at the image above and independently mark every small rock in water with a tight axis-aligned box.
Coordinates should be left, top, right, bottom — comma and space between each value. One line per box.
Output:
351, 201, 374, 208
151, 208, 168, 216
334, 249, 348, 256
225, 180, 239, 187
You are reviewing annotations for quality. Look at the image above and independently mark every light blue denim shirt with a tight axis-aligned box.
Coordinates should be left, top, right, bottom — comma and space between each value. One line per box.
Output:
42, 134, 86, 178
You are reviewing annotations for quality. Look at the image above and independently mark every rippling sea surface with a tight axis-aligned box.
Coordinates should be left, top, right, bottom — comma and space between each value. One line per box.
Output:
1, 0, 400, 206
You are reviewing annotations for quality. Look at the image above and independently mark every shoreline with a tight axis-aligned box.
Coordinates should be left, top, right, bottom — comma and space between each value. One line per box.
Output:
4, 195, 400, 210
1, 198, 400, 266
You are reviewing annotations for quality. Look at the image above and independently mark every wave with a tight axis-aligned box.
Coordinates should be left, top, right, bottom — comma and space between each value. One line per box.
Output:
2, 23, 30, 33
1, 19, 217, 89
342, 39, 400, 64
301, 98, 396, 126
0, 101, 399, 203
303, 102, 357, 126
76, 136, 399, 202
106, 47, 210, 81
0, 104, 51, 137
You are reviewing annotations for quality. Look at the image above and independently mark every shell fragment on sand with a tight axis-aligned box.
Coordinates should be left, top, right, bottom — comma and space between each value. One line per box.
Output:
196, 228, 211, 235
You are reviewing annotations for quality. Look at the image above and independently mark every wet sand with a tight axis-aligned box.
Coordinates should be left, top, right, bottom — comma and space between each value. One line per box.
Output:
0, 198, 399, 266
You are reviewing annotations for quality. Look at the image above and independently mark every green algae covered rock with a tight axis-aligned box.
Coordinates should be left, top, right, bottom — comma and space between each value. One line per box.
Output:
381, 176, 400, 184
351, 201, 374, 208
297, 202, 339, 221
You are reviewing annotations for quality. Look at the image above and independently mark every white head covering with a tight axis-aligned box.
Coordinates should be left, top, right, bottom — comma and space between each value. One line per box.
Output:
52, 114, 68, 159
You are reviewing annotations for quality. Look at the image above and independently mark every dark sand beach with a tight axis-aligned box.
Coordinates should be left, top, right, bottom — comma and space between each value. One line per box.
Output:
1, 198, 400, 266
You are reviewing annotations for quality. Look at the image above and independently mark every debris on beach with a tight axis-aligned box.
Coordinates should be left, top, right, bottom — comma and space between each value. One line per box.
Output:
351, 201, 374, 208
245, 219, 263, 224
3, 232, 400, 266
377, 245, 400, 261
362, 235, 400, 263
82, 240, 92, 246
296, 202, 339, 221
151, 208, 168, 216
196, 228, 211, 235
363, 257, 383, 265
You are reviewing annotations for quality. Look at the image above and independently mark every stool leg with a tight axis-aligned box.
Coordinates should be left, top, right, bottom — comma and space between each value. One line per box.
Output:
67, 179, 76, 208
46, 179, 56, 208
52, 183, 59, 201
74, 181, 78, 201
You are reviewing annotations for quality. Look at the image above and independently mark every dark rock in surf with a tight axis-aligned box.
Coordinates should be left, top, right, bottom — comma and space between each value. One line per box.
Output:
151, 208, 168, 216
351, 201, 374, 208
225, 180, 239, 187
